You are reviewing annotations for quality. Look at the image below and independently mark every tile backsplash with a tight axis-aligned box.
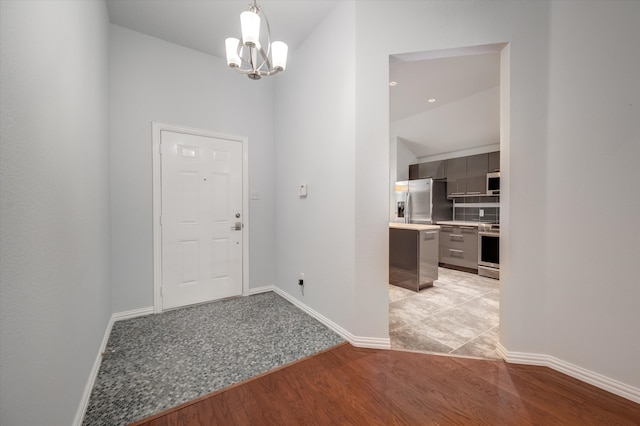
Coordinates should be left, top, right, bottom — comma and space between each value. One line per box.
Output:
452, 197, 500, 224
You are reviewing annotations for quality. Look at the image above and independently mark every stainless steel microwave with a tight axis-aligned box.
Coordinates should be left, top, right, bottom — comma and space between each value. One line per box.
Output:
486, 172, 500, 195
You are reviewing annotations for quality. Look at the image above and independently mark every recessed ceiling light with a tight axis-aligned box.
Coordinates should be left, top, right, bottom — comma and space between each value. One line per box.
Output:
428, 98, 437, 103
389, 81, 398, 87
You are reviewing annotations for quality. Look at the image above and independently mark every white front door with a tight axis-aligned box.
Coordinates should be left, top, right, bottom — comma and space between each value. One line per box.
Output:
160, 130, 243, 310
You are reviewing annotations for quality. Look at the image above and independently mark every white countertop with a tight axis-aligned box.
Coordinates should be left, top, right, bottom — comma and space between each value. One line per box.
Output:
389, 223, 441, 231
437, 221, 491, 227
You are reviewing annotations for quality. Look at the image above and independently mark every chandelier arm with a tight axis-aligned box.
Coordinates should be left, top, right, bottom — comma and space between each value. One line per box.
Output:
259, 6, 273, 61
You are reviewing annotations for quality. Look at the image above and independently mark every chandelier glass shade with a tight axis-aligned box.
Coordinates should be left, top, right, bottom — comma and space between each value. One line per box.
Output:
225, 1, 288, 80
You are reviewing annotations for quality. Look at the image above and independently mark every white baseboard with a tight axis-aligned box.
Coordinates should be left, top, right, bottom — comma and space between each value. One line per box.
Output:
73, 306, 154, 426
248, 285, 275, 295
112, 306, 154, 322
72, 314, 115, 426
498, 343, 640, 404
272, 287, 391, 350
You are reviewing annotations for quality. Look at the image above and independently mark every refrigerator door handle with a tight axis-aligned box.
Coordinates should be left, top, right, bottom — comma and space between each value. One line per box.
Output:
405, 192, 411, 223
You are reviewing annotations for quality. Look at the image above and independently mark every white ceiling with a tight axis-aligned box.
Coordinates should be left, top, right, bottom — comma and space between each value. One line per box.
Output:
390, 49, 501, 158
106, 0, 339, 60
106, 1, 501, 158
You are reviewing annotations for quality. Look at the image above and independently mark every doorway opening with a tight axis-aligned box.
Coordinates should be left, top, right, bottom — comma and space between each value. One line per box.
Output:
388, 43, 509, 359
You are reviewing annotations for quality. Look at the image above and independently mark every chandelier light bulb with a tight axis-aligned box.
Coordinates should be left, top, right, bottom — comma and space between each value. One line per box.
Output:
225, 38, 241, 68
240, 11, 260, 47
271, 41, 288, 71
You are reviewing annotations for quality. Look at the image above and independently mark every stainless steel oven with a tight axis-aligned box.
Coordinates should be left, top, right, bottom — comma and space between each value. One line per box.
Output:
478, 224, 499, 279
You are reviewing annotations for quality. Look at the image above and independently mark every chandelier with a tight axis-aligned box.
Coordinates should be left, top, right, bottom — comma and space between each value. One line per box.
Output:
225, 0, 288, 80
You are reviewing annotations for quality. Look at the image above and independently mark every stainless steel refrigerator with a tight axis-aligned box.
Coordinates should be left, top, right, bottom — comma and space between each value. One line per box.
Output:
393, 179, 452, 224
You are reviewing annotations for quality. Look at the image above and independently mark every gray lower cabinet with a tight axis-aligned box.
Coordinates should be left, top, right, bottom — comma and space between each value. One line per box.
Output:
439, 225, 478, 270
389, 227, 439, 291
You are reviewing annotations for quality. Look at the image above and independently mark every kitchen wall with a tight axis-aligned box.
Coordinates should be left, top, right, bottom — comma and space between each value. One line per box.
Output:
109, 25, 276, 313
0, 1, 111, 425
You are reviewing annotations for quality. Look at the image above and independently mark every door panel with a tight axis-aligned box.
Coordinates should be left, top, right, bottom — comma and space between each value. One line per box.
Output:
179, 240, 199, 284
179, 172, 199, 223
211, 238, 229, 278
161, 130, 243, 310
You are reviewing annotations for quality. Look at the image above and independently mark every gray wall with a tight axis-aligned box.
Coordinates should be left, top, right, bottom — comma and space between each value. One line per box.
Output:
274, 0, 639, 392
1, 2, 638, 424
350, 0, 639, 389
544, 0, 640, 388
110, 25, 276, 313
0, 1, 111, 425
274, 1, 357, 332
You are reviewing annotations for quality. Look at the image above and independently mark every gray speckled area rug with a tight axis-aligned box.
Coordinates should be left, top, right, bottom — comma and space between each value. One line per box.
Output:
82, 291, 344, 426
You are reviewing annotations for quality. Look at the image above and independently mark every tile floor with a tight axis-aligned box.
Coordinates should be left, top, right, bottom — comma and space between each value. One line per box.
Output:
389, 267, 500, 359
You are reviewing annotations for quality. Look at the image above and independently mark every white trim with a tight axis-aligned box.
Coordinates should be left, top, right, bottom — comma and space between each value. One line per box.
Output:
74, 306, 161, 425
248, 285, 275, 295
272, 287, 391, 350
112, 306, 154, 322
73, 315, 115, 426
151, 122, 249, 313
499, 346, 640, 404
349, 335, 392, 350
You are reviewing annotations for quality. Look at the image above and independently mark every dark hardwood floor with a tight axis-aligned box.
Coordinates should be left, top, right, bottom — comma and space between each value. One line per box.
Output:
132, 343, 640, 426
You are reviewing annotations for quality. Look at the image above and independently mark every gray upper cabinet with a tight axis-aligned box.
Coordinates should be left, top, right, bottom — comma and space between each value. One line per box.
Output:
446, 157, 467, 197
408, 164, 419, 180
446, 153, 491, 197
408, 160, 445, 180
488, 151, 500, 172
465, 154, 488, 195
418, 161, 446, 180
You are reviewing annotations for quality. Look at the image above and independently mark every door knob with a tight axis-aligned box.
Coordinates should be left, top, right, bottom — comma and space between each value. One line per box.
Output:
230, 222, 242, 231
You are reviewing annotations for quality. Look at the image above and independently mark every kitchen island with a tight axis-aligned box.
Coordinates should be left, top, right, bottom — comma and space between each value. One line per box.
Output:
389, 223, 440, 291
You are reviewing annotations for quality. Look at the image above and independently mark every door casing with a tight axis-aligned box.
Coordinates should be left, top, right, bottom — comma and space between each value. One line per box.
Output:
152, 122, 249, 313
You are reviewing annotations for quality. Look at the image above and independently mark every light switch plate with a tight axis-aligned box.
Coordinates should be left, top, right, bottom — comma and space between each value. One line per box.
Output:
250, 190, 260, 200
299, 184, 307, 197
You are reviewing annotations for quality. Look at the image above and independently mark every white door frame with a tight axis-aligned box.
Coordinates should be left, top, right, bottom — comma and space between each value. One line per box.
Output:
152, 122, 249, 314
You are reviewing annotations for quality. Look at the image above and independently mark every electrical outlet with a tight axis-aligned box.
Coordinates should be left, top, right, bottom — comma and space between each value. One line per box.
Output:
298, 272, 304, 286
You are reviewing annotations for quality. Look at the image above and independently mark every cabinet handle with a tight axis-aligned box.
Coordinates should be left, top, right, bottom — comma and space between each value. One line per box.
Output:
467, 191, 483, 195
460, 226, 475, 230
449, 249, 463, 256
450, 234, 463, 239
451, 192, 465, 195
